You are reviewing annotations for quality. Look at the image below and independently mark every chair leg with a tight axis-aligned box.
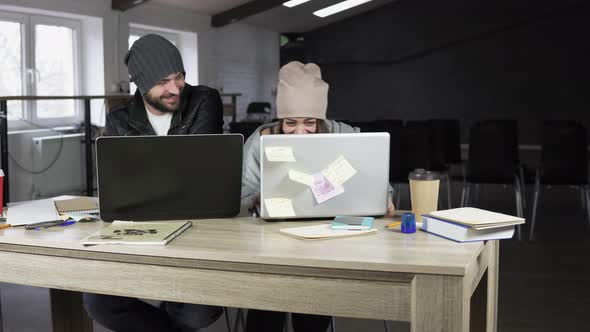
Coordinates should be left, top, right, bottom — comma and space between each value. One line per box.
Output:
585, 186, 590, 229
383, 320, 389, 332
515, 182, 524, 241
580, 187, 587, 211
459, 183, 467, 207
239, 308, 245, 331
284, 312, 291, 332
465, 183, 477, 206
331, 316, 336, 332
519, 166, 527, 211
223, 307, 233, 332
232, 308, 245, 332
446, 173, 452, 209
529, 180, 540, 241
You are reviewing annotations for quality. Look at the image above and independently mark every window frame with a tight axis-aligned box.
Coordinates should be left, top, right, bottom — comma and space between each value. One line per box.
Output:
0, 11, 27, 127
0, 10, 83, 129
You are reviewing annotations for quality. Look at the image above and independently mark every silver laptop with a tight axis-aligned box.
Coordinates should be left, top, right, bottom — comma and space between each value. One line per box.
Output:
260, 133, 390, 219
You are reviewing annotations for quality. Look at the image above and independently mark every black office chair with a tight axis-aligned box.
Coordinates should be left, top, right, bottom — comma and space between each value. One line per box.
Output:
377, 120, 405, 209
428, 119, 462, 165
243, 102, 271, 123
229, 122, 264, 141
400, 121, 452, 209
529, 121, 589, 241
461, 120, 524, 240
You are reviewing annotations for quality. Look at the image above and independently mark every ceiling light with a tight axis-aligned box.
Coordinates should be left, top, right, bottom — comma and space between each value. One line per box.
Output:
313, 0, 373, 18
283, 0, 312, 8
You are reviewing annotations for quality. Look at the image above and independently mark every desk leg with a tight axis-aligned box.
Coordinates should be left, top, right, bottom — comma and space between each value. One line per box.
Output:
486, 241, 499, 332
50, 289, 93, 332
469, 240, 500, 332
411, 274, 469, 332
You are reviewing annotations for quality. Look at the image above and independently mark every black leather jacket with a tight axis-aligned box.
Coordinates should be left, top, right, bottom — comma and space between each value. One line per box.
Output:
104, 84, 223, 136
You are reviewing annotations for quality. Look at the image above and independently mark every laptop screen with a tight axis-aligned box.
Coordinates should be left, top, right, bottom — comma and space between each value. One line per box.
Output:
96, 134, 243, 222
260, 133, 390, 219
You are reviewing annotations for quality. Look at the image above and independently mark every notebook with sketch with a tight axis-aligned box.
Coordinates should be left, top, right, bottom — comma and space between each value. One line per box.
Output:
96, 134, 243, 222
260, 133, 390, 219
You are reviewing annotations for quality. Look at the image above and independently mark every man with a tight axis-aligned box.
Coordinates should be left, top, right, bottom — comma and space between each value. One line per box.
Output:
83, 34, 223, 332
104, 34, 223, 136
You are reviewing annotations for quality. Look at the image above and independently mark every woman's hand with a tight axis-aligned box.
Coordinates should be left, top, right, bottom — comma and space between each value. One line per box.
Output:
385, 199, 396, 218
249, 193, 261, 217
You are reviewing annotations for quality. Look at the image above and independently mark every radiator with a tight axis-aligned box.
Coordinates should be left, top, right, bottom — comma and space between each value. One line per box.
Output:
31, 133, 87, 199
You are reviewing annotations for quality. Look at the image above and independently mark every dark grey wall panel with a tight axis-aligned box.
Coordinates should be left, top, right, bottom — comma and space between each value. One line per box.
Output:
304, 0, 590, 143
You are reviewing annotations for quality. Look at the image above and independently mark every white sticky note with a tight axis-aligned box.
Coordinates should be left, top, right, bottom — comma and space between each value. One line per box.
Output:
310, 173, 345, 204
264, 146, 296, 162
322, 155, 357, 185
264, 198, 296, 217
288, 170, 314, 186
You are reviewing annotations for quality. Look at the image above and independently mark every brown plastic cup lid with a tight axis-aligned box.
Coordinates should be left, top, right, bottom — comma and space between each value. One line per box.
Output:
408, 169, 440, 181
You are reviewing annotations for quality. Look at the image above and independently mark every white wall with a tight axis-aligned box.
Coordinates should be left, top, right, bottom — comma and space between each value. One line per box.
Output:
0, 0, 280, 201
201, 23, 280, 121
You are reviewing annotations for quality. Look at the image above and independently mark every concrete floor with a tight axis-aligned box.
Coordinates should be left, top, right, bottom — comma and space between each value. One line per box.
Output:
1, 183, 589, 332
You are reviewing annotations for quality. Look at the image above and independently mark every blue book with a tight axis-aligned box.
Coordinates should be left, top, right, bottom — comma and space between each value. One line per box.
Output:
331, 216, 375, 230
420, 215, 515, 243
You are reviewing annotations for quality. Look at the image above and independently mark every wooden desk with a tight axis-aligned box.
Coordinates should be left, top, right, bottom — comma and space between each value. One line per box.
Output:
0, 218, 498, 332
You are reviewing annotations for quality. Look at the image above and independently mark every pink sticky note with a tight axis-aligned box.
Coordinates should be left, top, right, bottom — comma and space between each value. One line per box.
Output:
310, 172, 344, 204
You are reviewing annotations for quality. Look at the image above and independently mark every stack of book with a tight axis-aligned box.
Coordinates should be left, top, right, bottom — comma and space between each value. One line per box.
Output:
420, 207, 525, 242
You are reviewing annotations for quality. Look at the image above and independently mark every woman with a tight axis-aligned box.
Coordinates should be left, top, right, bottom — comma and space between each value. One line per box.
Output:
241, 61, 394, 332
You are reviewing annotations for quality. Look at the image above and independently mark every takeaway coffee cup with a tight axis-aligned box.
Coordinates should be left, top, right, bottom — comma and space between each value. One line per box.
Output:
408, 169, 440, 222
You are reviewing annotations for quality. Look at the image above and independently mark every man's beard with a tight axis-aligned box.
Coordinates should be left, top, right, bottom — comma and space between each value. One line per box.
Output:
144, 90, 183, 113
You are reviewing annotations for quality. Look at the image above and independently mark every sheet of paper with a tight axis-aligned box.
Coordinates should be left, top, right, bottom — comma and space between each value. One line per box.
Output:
6, 199, 60, 226
280, 224, 377, 240
264, 146, 296, 162
322, 155, 357, 185
310, 173, 344, 204
288, 170, 314, 186
264, 198, 296, 217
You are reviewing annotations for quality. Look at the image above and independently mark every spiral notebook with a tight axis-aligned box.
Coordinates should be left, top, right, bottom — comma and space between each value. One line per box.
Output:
54, 197, 99, 214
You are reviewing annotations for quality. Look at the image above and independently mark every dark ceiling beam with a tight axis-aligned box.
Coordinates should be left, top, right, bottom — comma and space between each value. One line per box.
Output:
212, 0, 286, 28
112, 0, 151, 11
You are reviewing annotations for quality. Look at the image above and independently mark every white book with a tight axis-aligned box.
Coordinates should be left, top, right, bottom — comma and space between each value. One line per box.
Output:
420, 216, 515, 243
427, 207, 525, 230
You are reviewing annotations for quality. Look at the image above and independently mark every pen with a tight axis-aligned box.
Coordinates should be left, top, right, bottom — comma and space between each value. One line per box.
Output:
385, 221, 401, 228
25, 219, 66, 230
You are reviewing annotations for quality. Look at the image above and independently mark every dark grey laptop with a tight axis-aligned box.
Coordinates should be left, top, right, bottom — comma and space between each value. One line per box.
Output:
96, 134, 243, 222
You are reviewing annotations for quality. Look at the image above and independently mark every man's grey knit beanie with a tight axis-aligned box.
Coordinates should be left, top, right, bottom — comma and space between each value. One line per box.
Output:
124, 34, 185, 95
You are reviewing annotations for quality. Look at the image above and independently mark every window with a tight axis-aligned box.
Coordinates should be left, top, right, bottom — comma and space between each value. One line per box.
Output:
0, 11, 81, 126
128, 25, 180, 95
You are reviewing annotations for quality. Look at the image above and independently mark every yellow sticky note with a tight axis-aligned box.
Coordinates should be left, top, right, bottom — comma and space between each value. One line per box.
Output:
264, 146, 296, 162
288, 170, 313, 186
322, 155, 357, 185
264, 198, 296, 218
